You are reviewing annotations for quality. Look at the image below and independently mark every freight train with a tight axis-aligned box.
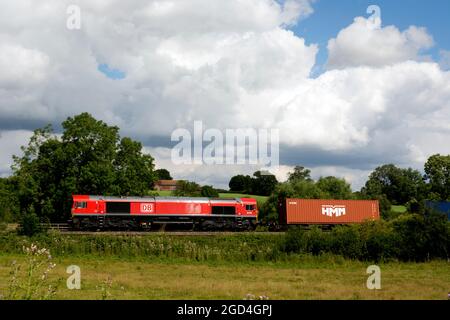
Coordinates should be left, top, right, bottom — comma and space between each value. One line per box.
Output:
70, 195, 380, 231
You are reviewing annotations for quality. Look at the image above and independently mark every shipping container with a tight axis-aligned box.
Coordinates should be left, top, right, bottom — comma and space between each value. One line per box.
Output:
280, 199, 380, 225
425, 201, 450, 221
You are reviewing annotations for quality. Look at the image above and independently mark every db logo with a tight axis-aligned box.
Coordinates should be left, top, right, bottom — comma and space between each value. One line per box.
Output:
141, 203, 154, 213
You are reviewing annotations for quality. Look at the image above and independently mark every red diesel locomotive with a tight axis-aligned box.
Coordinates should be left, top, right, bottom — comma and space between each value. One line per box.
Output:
71, 195, 258, 231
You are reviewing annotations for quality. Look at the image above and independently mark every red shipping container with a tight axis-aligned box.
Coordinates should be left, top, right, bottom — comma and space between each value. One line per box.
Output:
280, 199, 380, 225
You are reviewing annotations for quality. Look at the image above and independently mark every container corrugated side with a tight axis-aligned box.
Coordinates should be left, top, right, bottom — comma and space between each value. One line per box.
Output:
283, 199, 380, 225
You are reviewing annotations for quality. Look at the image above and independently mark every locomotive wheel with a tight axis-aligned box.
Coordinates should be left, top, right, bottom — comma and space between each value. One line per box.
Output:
70, 218, 81, 231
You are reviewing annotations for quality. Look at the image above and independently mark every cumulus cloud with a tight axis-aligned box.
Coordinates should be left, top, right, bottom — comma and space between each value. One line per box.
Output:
0, 43, 49, 88
327, 17, 434, 69
0, 0, 449, 191
278, 61, 450, 151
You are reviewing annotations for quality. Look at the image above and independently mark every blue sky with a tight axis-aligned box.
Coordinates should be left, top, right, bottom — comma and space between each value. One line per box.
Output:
291, 0, 450, 75
98, 63, 126, 80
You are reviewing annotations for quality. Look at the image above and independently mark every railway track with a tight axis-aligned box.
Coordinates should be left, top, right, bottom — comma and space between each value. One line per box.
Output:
59, 231, 284, 236
41, 223, 70, 231
40, 223, 283, 236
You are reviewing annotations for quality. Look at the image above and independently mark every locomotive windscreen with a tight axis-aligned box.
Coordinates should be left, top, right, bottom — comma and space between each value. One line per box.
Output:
106, 202, 131, 214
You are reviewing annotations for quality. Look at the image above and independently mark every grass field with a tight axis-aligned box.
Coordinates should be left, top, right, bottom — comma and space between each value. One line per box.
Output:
218, 193, 268, 204
0, 254, 448, 300
155, 190, 174, 196
0, 232, 448, 300
391, 205, 407, 213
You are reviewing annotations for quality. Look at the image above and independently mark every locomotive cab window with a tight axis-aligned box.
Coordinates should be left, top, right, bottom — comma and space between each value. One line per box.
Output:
246, 205, 255, 211
212, 206, 235, 215
75, 201, 87, 209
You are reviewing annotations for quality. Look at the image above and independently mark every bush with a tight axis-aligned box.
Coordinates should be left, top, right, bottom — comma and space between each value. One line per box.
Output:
282, 226, 330, 256
391, 210, 449, 261
358, 221, 399, 261
18, 208, 43, 237
282, 227, 306, 253
329, 226, 363, 259
280, 214, 449, 262
422, 210, 449, 259
303, 226, 330, 255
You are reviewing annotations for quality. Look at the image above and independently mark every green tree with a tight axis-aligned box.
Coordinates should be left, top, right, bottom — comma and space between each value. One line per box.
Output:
114, 137, 156, 196
155, 169, 172, 180
0, 177, 19, 223
251, 171, 278, 196
173, 181, 201, 197
288, 166, 312, 183
362, 164, 426, 205
200, 185, 219, 198
12, 126, 60, 220
424, 154, 450, 200
62, 113, 119, 196
228, 175, 253, 193
316, 176, 353, 199
286, 179, 322, 199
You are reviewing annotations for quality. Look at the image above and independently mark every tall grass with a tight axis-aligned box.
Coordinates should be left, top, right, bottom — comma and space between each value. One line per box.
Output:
0, 233, 288, 264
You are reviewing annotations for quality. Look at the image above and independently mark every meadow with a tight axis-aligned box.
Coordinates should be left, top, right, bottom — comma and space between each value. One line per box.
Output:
0, 252, 448, 300
0, 232, 448, 300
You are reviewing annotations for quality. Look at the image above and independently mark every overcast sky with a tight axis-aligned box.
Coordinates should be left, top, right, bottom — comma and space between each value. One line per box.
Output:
1, 0, 450, 190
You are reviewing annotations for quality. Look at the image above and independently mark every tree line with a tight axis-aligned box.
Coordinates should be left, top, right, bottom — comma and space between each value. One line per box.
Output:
0, 112, 449, 227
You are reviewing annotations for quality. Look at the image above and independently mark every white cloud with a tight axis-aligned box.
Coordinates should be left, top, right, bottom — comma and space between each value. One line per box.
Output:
327, 17, 434, 69
0, 42, 49, 88
280, 0, 315, 26
277, 61, 450, 152
0, 1, 449, 191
